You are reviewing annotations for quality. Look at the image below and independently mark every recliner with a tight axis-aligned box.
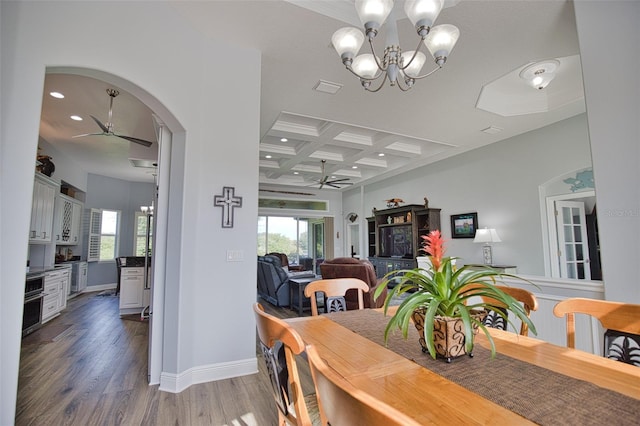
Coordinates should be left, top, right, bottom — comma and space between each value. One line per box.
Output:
320, 257, 387, 310
257, 255, 291, 307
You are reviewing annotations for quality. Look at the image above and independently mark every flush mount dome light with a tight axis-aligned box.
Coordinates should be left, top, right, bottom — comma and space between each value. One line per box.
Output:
519, 59, 560, 90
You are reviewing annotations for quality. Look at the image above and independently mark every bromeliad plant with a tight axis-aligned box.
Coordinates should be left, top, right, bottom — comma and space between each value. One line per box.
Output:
373, 230, 536, 360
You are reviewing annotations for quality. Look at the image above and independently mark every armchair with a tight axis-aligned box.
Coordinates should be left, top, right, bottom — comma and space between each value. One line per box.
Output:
266, 252, 305, 272
257, 255, 291, 307
320, 257, 387, 310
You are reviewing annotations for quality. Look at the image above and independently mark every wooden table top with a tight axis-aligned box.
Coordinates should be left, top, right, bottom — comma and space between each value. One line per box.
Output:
286, 311, 640, 425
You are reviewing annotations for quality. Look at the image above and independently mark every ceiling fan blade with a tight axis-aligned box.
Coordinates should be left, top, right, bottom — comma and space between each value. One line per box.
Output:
90, 115, 109, 133
327, 178, 351, 183
72, 132, 105, 138
114, 134, 153, 147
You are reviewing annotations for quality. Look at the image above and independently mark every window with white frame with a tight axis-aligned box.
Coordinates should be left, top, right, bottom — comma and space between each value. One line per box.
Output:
134, 211, 153, 256
88, 208, 121, 262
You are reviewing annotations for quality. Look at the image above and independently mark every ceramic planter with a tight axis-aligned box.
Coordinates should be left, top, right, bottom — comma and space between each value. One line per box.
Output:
411, 308, 487, 362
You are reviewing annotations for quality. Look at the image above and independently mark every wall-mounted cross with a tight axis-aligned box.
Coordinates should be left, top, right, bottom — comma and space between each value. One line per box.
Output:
214, 186, 242, 228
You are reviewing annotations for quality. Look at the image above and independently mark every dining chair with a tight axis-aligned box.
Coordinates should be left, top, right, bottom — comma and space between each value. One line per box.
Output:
306, 345, 422, 426
304, 278, 369, 316
480, 285, 539, 336
553, 297, 640, 366
253, 303, 320, 426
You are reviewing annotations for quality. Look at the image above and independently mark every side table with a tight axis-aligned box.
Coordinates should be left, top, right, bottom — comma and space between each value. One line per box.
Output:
288, 275, 320, 316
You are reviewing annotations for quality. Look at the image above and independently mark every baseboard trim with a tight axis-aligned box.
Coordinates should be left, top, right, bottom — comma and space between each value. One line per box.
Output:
159, 357, 258, 393
83, 283, 117, 293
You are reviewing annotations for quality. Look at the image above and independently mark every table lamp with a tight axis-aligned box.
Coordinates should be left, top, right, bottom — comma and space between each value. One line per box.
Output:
473, 228, 501, 265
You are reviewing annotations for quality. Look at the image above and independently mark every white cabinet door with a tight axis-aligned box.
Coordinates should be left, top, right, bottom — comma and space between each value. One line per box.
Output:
70, 201, 83, 244
53, 195, 83, 245
58, 270, 70, 311
29, 175, 58, 243
119, 268, 144, 309
42, 269, 70, 322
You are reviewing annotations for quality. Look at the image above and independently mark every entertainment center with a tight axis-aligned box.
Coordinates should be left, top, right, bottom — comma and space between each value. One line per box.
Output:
367, 204, 441, 278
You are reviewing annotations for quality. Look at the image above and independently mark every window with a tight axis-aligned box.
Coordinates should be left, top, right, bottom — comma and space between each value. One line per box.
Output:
88, 208, 120, 262
258, 216, 309, 263
134, 212, 153, 256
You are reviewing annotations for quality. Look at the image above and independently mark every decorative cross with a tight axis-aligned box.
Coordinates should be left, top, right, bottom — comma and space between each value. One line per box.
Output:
214, 186, 242, 228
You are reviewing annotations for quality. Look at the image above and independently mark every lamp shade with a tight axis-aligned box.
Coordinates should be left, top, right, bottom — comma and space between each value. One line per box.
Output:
404, 0, 444, 32
424, 24, 460, 64
352, 54, 380, 79
355, 0, 394, 30
401, 51, 427, 77
473, 228, 501, 244
332, 27, 365, 61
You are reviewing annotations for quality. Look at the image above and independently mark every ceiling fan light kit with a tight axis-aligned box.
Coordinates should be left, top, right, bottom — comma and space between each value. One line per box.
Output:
332, 0, 460, 92
73, 88, 154, 147
314, 159, 354, 189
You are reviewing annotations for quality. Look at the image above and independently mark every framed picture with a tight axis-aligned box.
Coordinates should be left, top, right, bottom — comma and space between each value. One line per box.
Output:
450, 212, 478, 239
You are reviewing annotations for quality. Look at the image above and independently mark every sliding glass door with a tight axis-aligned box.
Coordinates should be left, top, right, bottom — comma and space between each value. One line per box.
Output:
258, 216, 310, 265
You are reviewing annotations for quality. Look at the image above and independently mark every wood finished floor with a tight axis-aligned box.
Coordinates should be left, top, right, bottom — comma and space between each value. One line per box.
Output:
16, 293, 313, 426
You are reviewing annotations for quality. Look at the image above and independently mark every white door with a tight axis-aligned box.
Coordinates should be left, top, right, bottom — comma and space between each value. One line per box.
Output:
555, 200, 591, 280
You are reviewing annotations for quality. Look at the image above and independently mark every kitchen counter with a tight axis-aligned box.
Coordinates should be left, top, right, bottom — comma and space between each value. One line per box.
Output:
27, 263, 72, 276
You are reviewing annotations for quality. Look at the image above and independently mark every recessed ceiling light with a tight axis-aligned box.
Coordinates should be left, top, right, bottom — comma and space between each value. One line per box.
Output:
352, 166, 358, 169
378, 153, 385, 157
293, 171, 299, 175
331, 175, 336, 179
50, 91, 64, 99
265, 155, 272, 159
280, 138, 288, 142
70, 115, 83, 121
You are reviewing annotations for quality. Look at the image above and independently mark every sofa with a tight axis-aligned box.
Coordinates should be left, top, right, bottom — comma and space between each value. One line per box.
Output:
319, 257, 387, 310
257, 255, 290, 307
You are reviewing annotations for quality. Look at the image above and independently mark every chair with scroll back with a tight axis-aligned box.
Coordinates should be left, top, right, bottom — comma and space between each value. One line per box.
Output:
253, 303, 319, 425
553, 297, 640, 366
304, 278, 369, 316
475, 285, 539, 336
306, 344, 421, 426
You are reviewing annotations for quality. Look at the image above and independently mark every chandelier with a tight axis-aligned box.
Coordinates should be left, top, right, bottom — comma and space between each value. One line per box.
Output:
332, 0, 460, 92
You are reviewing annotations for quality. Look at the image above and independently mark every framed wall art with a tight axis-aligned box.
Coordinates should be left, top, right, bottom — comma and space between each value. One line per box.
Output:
450, 212, 478, 239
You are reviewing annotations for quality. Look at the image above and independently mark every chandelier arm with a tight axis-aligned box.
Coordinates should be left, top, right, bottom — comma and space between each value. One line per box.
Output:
399, 35, 427, 71
364, 73, 389, 93
368, 37, 388, 71
410, 65, 442, 80
396, 78, 412, 92
345, 64, 384, 82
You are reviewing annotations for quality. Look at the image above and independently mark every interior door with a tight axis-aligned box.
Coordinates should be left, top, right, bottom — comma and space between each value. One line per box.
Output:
555, 200, 591, 279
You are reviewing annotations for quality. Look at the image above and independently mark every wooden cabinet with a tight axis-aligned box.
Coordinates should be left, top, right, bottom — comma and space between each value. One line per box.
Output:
366, 217, 376, 257
42, 268, 70, 323
119, 267, 150, 314
368, 204, 441, 278
29, 174, 59, 243
53, 194, 83, 245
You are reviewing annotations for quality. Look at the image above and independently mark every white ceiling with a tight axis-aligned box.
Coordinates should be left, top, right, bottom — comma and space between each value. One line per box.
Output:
37, 0, 585, 189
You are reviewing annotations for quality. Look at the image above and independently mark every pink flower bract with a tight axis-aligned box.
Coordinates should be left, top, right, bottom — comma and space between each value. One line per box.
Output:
422, 230, 446, 270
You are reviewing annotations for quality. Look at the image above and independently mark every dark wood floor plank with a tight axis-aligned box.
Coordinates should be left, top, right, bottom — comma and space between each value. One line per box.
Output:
16, 293, 309, 425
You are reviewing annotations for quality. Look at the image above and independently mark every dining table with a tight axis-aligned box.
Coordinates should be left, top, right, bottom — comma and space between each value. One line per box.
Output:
286, 309, 640, 425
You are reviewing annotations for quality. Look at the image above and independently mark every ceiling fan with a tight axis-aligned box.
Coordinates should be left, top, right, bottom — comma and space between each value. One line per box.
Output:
314, 160, 353, 189
73, 88, 154, 147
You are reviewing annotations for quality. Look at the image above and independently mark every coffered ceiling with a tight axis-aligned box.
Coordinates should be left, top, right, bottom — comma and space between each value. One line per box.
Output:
37, 1, 585, 189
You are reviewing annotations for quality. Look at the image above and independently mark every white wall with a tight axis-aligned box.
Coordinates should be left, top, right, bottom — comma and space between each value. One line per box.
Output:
574, 1, 640, 303
344, 114, 592, 275
1, 2, 260, 423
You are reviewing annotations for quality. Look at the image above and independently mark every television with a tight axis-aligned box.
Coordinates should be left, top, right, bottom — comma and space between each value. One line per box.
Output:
379, 225, 413, 258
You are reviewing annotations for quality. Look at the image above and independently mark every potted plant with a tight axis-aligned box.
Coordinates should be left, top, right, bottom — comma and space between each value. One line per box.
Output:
373, 230, 536, 362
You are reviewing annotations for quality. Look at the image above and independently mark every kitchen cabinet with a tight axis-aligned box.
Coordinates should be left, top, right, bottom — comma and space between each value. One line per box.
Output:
70, 261, 88, 295
42, 267, 70, 323
119, 267, 144, 313
53, 194, 83, 245
29, 173, 59, 243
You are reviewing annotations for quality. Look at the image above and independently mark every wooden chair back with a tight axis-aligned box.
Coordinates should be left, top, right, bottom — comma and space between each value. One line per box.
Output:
553, 297, 640, 348
304, 278, 369, 316
253, 303, 314, 426
306, 345, 421, 426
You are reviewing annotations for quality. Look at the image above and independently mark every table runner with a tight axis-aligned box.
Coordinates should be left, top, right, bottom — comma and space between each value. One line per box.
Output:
327, 309, 640, 426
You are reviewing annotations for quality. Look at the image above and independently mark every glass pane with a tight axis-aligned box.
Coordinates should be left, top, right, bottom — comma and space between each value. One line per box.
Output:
136, 215, 147, 236
562, 207, 571, 223
315, 223, 324, 259
297, 219, 309, 260
267, 217, 297, 258
564, 225, 574, 242
257, 216, 267, 255
577, 263, 585, 279
565, 244, 575, 261
572, 208, 581, 224
100, 236, 115, 260
573, 226, 582, 242
101, 210, 118, 234
576, 244, 584, 261
568, 263, 576, 279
